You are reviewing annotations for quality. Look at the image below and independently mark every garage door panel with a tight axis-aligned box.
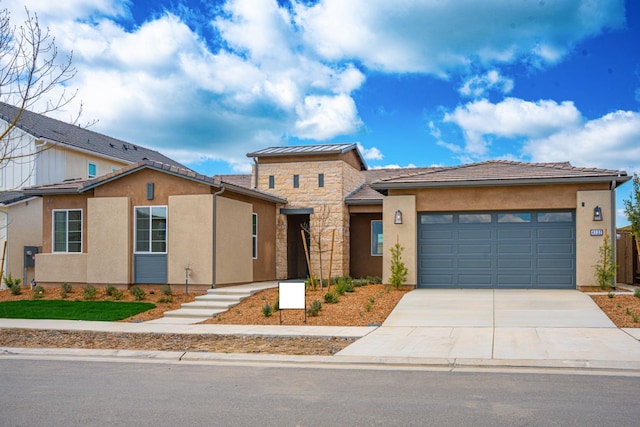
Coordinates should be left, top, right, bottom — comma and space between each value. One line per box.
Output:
459, 244, 492, 254
459, 229, 492, 240
459, 258, 492, 269
497, 258, 532, 269
418, 211, 575, 289
497, 244, 532, 254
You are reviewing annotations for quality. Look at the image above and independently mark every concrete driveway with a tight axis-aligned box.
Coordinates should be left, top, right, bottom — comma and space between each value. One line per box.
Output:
337, 289, 640, 365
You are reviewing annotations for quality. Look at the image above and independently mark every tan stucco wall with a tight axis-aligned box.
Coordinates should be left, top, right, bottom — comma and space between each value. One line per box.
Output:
87, 197, 130, 285
42, 194, 89, 253
383, 195, 417, 286
394, 183, 607, 212
216, 196, 253, 285
3, 198, 42, 285
576, 190, 615, 287
168, 194, 214, 286
35, 253, 87, 283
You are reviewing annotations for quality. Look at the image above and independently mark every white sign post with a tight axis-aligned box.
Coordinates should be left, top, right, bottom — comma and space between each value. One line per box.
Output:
279, 281, 306, 324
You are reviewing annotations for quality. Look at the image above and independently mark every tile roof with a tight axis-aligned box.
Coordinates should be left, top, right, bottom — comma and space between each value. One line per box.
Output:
0, 102, 184, 168
345, 184, 385, 205
0, 190, 32, 206
371, 160, 630, 188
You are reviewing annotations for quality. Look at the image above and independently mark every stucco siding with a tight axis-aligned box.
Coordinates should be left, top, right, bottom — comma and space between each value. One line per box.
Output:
216, 196, 253, 285
87, 197, 130, 285
383, 195, 417, 286
576, 190, 615, 287
2, 199, 42, 285
168, 194, 214, 285
35, 253, 87, 283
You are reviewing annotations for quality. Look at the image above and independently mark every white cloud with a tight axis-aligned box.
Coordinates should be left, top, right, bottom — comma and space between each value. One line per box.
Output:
371, 163, 417, 169
294, 0, 625, 75
357, 143, 383, 161
524, 110, 640, 175
294, 94, 362, 140
459, 70, 514, 98
442, 98, 582, 157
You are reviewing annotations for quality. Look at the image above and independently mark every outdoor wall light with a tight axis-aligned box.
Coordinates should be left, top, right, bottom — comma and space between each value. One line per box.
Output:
394, 209, 403, 224
593, 206, 603, 221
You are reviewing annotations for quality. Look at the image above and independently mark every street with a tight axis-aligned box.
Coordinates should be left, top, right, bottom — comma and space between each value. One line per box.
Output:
1, 359, 639, 426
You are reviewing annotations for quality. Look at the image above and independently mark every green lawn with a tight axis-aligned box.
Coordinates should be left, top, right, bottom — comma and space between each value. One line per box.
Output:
0, 300, 156, 321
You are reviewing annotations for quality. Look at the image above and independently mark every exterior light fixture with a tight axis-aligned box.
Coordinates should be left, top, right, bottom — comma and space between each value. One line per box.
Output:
593, 206, 603, 221
394, 209, 403, 224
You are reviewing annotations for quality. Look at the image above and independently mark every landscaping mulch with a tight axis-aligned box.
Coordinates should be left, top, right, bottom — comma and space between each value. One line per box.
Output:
591, 294, 640, 328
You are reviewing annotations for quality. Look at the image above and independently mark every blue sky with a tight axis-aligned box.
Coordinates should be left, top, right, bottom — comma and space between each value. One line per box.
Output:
6, 0, 640, 225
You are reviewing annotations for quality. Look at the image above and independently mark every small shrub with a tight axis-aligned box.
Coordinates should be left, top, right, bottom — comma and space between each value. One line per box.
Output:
111, 289, 124, 300
158, 296, 173, 303
83, 285, 98, 300
10, 283, 21, 296
61, 283, 72, 293
367, 276, 382, 284
593, 231, 616, 290
273, 298, 279, 312
32, 285, 45, 299
159, 284, 172, 296
324, 291, 339, 304
364, 302, 372, 312
306, 300, 322, 316
389, 240, 408, 289
634, 288, 640, 298
607, 292, 615, 298
262, 303, 273, 317
353, 278, 368, 287
105, 284, 118, 297
626, 308, 632, 315
3, 273, 21, 288
129, 285, 146, 301
333, 281, 348, 295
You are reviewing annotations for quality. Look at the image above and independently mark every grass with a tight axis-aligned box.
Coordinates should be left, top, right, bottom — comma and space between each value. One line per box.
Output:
0, 300, 156, 321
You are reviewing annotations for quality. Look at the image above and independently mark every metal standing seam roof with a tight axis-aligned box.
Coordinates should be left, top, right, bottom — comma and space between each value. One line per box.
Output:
0, 102, 185, 168
246, 143, 368, 171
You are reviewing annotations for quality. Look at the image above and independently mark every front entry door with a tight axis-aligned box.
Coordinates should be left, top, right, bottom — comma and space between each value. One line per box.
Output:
287, 214, 310, 279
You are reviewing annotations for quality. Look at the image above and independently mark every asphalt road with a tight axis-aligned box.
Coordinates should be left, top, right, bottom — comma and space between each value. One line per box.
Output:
1, 359, 639, 426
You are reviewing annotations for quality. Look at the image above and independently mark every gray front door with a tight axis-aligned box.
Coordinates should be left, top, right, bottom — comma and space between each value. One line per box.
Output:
418, 211, 575, 289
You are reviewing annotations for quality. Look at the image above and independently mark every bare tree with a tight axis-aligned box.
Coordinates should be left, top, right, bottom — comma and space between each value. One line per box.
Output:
0, 7, 77, 165
302, 204, 336, 290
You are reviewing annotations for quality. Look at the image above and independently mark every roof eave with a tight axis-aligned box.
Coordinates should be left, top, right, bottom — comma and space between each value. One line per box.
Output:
221, 182, 287, 204
345, 199, 384, 206
372, 175, 632, 190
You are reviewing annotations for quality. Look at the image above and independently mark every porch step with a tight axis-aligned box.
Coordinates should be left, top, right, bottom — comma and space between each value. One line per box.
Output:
157, 281, 279, 323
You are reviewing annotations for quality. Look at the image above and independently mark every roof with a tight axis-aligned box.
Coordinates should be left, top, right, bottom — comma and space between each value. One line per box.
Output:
24, 160, 287, 204
371, 160, 631, 189
345, 184, 385, 205
0, 102, 184, 168
247, 143, 367, 170
0, 190, 33, 206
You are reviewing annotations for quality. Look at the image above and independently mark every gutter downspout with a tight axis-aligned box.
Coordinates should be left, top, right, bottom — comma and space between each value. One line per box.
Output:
0, 210, 7, 283
611, 179, 618, 288
212, 185, 225, 289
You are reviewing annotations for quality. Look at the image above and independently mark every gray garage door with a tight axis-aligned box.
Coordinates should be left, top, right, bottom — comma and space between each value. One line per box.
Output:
418, 211, 575, 289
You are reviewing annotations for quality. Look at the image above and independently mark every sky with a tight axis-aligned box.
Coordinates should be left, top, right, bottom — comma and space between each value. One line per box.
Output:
4, 0, 640, 225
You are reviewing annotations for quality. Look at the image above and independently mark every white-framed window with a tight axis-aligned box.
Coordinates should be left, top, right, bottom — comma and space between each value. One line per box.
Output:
371, 220, 383, 256
88, 162, 97, 178
252, 213, 258, 259
53, 209, 82, 253
134, 206, 167, 253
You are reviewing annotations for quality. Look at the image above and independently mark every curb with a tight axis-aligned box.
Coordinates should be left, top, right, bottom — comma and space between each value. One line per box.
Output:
3, 346, 640, 375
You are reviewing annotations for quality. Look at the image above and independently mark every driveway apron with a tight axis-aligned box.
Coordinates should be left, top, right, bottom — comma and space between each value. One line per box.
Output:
336, 289, 640, 363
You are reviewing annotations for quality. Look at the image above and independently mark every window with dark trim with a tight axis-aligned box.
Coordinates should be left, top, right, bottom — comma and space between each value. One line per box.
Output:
371, 220, 383, 256
252, 213, 258, 259
293, 174, 299, 188
318, 173, 324, 188
53, 209, 82, 253
268, 175, 274, 189
134, 206, 167, 253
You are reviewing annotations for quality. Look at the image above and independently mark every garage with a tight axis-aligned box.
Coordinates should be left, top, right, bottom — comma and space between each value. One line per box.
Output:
418, 210, 575, 289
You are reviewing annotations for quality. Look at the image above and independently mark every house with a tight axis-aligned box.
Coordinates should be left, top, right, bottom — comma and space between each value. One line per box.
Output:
28, 143, 631, 290
0, 102, 184, 287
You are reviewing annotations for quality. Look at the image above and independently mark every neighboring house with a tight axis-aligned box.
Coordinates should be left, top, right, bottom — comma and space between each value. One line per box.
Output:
0, 101, 184, 286
28, 142, 631, 290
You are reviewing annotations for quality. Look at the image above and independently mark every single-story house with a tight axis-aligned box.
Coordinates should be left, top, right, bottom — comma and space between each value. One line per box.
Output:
27, 143, 631, 290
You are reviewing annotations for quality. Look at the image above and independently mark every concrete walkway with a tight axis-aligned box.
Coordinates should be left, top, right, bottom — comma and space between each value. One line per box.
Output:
337, 289, 640, 367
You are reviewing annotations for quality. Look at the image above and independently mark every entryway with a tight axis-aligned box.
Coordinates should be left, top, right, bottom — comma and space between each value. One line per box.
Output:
286, 214, 310, 279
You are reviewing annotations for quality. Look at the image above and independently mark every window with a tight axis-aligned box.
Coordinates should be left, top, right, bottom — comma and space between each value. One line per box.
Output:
252, 213, 258, 259
371, 220, 383, 256
268, 175, 275, 189
293, 174, 299, 188
537, 212, 573, 222
135, 206, 167, 253
318, 173, 324, 188
421, 214, 453, 224
53, 210, 82, 253
88, 162, 97, 179
459, 213, 492, 224
498, 213, 531, 223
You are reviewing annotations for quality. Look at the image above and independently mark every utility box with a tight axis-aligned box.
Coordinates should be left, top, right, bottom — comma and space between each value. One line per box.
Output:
24, 246, 38, 268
